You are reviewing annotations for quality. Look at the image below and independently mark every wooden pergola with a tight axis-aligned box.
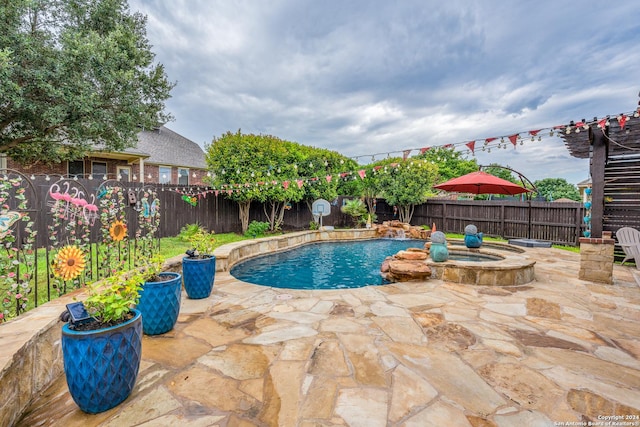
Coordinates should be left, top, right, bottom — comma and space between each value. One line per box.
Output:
560, 109, 640, 238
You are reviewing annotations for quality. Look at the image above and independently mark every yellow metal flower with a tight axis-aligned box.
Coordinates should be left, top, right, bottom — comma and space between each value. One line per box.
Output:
52, 246, 86, 281
109, 220, 127, 241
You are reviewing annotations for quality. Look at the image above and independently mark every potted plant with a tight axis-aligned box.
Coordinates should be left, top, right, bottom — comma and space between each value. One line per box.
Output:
135, 255, 182, 335
182, 228, 216, 299
61, 267, 144, 414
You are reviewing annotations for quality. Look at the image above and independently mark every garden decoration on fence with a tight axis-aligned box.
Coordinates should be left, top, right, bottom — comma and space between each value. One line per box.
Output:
1, 170, 38, 322
47, 178, 93, 296
97, 181, 132, 276
133, 187, 161, 264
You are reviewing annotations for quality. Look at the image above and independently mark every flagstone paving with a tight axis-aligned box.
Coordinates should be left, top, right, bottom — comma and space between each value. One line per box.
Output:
17, 247, 640, 426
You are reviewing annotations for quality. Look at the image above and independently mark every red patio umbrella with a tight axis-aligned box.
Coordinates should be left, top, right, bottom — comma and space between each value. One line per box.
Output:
433, 171, 531, 195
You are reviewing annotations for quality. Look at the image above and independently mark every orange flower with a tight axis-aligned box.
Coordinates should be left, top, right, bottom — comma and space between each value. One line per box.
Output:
109, 220, 127, 241
52, 245, 86, 281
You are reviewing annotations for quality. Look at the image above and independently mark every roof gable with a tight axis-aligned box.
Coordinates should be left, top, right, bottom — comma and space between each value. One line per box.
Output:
130, 126, 206, 169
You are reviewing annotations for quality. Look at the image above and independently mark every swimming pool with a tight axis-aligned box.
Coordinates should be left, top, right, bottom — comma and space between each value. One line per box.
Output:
230, 239, 427, 290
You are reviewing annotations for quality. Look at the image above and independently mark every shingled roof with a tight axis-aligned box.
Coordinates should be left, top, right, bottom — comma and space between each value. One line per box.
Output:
128, 126, 207, 169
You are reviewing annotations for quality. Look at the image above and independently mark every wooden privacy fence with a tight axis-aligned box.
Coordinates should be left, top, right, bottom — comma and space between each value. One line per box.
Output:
408, 199, 584, 245
23, 179, 585, 247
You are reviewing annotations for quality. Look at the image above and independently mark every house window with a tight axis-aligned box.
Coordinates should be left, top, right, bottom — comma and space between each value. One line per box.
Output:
159, 166, 171, 184
178, 168, 189, 186
117, 166, 131, 182
92, 162, 107, 180
68, 160, 84, 178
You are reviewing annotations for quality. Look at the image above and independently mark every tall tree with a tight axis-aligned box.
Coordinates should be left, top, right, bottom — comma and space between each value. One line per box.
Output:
0, 0, 174, 164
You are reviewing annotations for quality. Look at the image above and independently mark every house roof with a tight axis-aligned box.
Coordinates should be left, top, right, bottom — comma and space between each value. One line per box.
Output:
128, 126, 207, 169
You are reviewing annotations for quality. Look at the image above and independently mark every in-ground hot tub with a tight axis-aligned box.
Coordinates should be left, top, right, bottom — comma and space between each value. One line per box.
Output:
425, 240, 536, 286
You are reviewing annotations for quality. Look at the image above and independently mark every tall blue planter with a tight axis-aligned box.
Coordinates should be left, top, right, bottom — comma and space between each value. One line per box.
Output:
137, 272, 182, 335
61, 309, 142, 414
182, 255, 216, 299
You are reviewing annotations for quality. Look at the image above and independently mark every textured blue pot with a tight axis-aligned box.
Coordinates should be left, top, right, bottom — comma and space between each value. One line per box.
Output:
137, 272, 182, 335
182, 255, 216, 299
61, 309, 142, 414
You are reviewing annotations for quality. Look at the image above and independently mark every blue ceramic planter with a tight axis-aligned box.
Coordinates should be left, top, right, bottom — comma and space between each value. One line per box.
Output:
182, 255, 215, 299
137, 272, 182, 335
61, 309, 142, 414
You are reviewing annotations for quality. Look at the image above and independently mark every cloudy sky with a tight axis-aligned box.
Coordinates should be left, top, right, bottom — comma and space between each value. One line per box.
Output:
129, 0, 640, 185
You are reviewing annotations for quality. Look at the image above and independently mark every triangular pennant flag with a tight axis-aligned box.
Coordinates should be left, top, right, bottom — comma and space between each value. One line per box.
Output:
420, 147, 430, 154
618, 114, 628, 129
358, 169, 366, 179
296, 180, 303, 189
374, 166, 382, 171
325, 175, 332, 183
508, 134, 518, 146
402, 149, 411, 160
528, 129, 540, 136
465, 141, 475, 154
485, 137, 497, 144
340, 172, 349, 178
443, 144, 453, 149
598, 118, 607, 129
283, 180, 289, 189
214, 190, 219, 196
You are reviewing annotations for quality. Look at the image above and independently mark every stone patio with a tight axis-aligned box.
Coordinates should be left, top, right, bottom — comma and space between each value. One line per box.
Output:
16, 246, 640, 426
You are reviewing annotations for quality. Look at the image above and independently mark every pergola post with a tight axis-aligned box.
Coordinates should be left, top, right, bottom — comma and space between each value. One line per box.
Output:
589, 126, 608, 238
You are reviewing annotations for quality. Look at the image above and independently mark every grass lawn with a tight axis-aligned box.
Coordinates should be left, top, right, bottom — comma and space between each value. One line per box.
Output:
19, 233, 250, 315
158, 232, 248, 259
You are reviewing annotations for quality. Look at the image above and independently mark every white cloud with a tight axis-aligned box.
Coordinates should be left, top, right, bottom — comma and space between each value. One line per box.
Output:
129, 0, 640, 185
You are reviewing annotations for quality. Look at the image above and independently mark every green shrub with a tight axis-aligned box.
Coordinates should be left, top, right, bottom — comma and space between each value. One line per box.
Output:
178, 223, 205, 242
245, 221, 270, 238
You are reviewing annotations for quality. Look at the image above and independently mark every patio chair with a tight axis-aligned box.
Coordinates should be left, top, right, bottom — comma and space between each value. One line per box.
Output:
616, 227, 640, 269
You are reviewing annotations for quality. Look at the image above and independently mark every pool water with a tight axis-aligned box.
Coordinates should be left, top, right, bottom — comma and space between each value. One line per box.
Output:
230, 239, 427, 290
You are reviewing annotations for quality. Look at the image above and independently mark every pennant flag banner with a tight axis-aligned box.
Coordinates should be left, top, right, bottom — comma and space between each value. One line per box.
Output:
619, 114, 628, 129
325, 175, 332, 183
283, 180, 289, 189
358, 170, 366, 179
465, 141, 475, 154
420, 147, 430, 154
296, 180, 303, 189
403, 150, 411, 160
508, 134, 518, 146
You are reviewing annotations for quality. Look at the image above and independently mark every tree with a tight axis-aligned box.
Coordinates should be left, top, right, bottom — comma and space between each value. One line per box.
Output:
375, 158, 439, 223
415, 147, 478, 182
205, 131, 300, 233
534, 178, 580, 201
0, 0, 174, 164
